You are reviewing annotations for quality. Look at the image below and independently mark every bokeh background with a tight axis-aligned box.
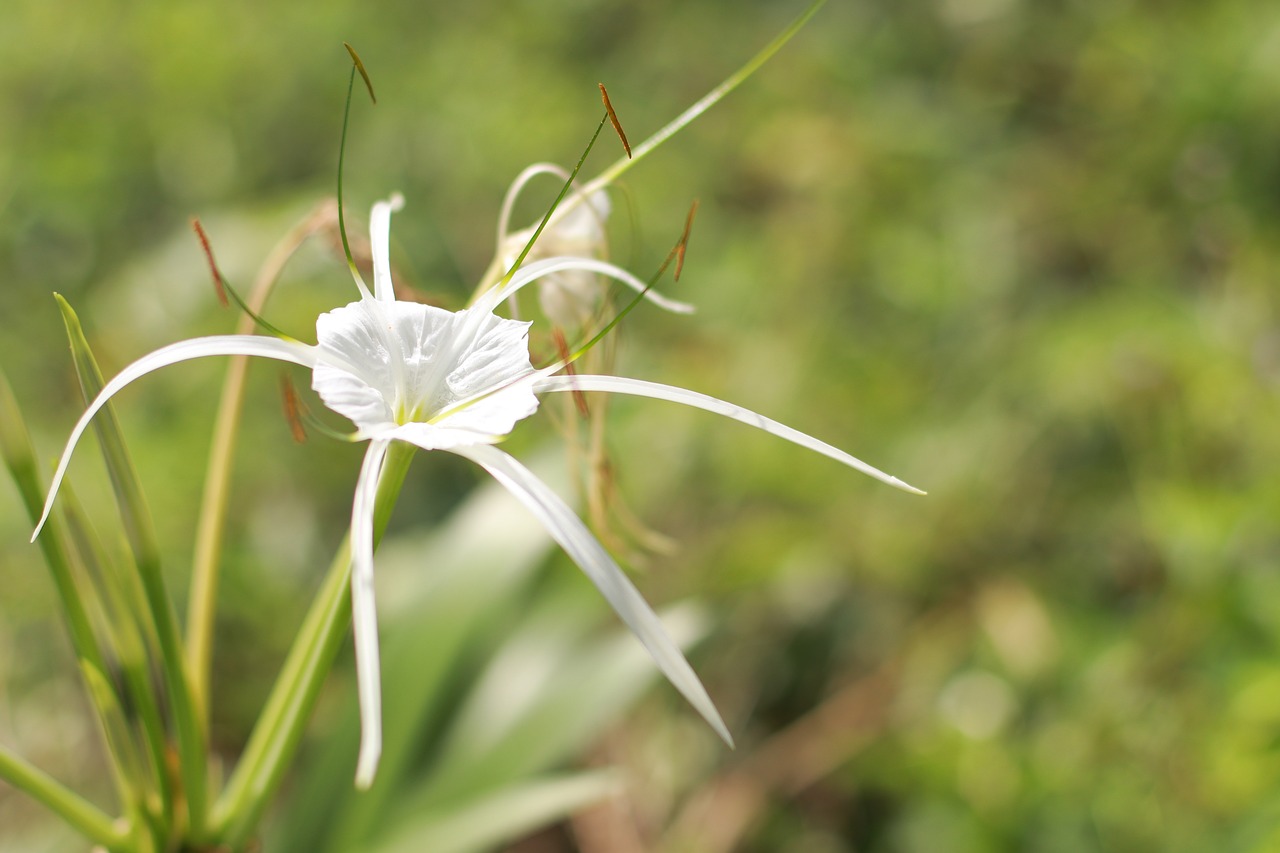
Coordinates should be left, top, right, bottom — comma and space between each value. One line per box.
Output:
3, 0, 1280, 850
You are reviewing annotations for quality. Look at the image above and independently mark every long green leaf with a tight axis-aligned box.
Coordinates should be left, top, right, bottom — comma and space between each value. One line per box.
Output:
55, 295, 210, 835
0, 368, 106, 679
60, 490, 173, 828
0, 741, 128, 852
370, 771, 624, 853
401, 595, 709, 817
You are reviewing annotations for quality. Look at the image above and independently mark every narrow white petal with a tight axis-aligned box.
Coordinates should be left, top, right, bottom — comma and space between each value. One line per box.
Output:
480, 257, 695, 317
352, 439, 391, 789
370, 194, 405, 303
534, 374, 927, 496
32, 335, 317, 541
451, 443, 733, 747
496, 163, 570, 247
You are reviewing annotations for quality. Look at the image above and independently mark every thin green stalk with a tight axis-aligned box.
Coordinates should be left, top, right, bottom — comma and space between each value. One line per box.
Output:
212, 441, 416, 849
581, 0, 826, 196
187, 201, 339, 728
56, 296, 210, 836
0, 743, 127, 851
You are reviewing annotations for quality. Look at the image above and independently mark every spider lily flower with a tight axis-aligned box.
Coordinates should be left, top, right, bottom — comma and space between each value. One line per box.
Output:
492, 164, 694, 327
33, 193, 922, 789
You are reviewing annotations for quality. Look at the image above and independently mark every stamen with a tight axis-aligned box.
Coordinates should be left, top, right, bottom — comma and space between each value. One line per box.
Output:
599, 83, 631, 159
280, 375, 308, 443
191, 220, 293, 339
191, 218, 228, 307
345, 42, 377, 105
279, 373, 362, 443
675, 199, 699, 282
554, 329, 590, 417
565, 210, 696, 364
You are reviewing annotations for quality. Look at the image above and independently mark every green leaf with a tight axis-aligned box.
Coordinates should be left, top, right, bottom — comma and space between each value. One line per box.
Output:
54, 295, 210, 835
0, 367, 106, 679
401, 596, 709, 816
369, 770, 624, 853
0, 738, 127, 852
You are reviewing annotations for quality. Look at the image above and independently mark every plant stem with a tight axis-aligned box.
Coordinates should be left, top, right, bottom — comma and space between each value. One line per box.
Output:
187, 201, 339, 729
581, 0, 827, 197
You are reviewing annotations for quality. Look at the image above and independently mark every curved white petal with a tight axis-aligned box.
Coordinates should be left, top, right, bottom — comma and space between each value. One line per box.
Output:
450, 443, 733, 747
496, 163, 570, 247
534, 374, 927, 496
479, 256, 695, 317
352, 439, 391, 789
32, 335, 317, 540
370, 194, 405, 303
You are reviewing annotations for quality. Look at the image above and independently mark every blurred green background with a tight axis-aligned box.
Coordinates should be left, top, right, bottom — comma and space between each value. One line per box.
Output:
3, 0, 1280, 850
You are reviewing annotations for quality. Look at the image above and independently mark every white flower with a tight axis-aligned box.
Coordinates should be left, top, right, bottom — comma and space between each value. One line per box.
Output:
33, 194, 922, 789
493, 165, 694, 328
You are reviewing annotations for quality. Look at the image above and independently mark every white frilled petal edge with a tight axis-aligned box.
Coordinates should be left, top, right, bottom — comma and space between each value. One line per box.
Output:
32, 194, 922, 790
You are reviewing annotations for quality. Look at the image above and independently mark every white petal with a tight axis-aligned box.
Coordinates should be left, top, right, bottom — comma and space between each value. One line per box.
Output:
442, 310, 536, 403
370, 194, 405, 304
352, 439, 391, 789
450, 443, 733, 747
313, 300, 424, 428
312, 301, 539, 439
479, 257, 695, 317
534, 374, 927, 496
32, 335, 317, 540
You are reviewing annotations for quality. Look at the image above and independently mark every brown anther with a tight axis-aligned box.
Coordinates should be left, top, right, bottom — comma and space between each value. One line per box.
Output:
675, 199, 699, 281
345, 43, 377, 104
554, 328, 590, 418
191, 218, 228, 307
599, 83, 631, 159
280, 376, 308, 443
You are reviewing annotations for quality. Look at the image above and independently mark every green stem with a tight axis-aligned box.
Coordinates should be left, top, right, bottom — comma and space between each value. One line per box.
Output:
187, 202, 338, 730
0, 743, 128, 851
211, 441, 415, 849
